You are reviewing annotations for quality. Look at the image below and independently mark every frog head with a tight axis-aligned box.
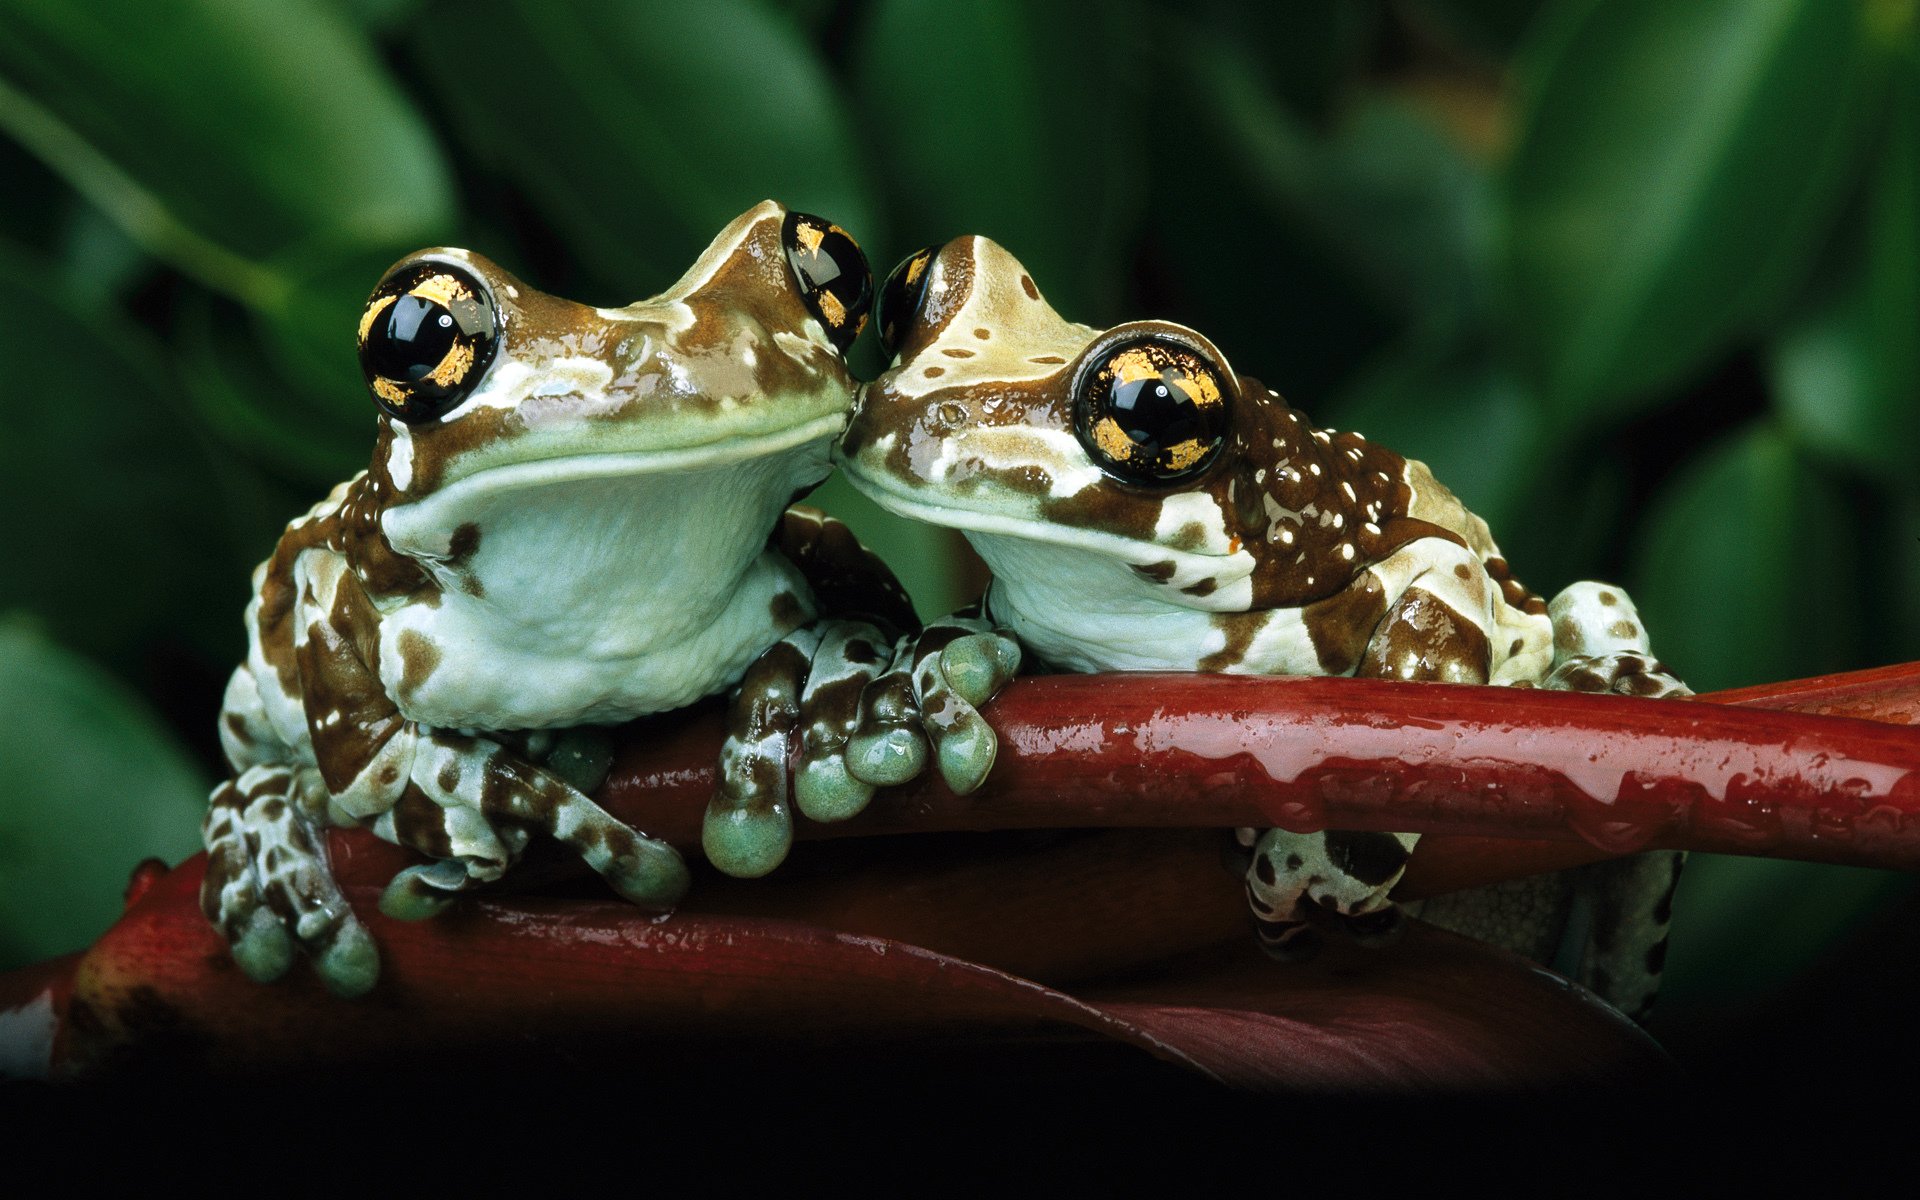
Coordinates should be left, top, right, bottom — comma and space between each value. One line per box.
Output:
840, 236, 1421, 639
349, 201, 872, 616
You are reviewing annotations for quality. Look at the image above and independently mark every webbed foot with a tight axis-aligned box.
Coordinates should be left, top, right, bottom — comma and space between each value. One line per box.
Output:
1241, 827, 1418, 960
202, 765, 379, 998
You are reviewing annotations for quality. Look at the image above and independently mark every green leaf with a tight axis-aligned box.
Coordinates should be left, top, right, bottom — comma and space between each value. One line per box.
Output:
1502, 0, 1877, 426
1771, 62, 1920, 487
1175, 0, 1378, 125
0, 617, 209, 970
0, 0, 454, 304
1155, 30, 1496, 399
854, 0, 1143, 323
1628, 423, 1858, 692
0, 241, 250, 670
415, 0, 876, 293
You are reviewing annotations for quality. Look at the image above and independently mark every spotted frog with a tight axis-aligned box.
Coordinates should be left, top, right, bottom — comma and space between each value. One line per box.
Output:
836, 236, 1692, 1018
203, 202, 923, 997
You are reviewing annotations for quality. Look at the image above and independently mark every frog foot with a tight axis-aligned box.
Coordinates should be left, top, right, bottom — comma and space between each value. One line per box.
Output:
201, 765, 379, 998
1545, 651, 1692, 699
703, 624, 825, 878
1242, 827, 1418, 960
843, 610, 1022, 796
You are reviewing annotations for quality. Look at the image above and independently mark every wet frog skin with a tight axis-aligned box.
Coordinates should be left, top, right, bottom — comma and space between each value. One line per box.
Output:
839, 235, 1691, 1018
203, 202, 906, 996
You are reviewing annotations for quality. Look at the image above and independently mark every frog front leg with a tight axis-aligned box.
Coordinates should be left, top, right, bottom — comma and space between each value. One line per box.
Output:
702, 609, 1022, 877
1245, 537, 1499, 955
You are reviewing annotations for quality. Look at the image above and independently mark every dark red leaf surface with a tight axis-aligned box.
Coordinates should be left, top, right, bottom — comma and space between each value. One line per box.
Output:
22, 852, 1663, 1090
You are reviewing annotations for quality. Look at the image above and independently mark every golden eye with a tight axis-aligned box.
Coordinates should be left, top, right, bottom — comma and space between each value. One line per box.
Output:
357, 262, 501, 424
782, 211, 873, 354
1072, 335, 1231, 486
876, 243, 941, 361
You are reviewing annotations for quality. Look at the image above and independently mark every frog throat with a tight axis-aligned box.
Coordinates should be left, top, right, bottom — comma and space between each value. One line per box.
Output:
842, 462, 1258, 608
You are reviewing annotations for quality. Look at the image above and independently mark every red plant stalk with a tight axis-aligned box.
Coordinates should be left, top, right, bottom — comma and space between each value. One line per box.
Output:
590, 666, 1920, 890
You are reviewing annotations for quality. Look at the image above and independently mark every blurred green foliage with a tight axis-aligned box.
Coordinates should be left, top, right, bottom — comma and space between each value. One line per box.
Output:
0, 0, 1916, 1054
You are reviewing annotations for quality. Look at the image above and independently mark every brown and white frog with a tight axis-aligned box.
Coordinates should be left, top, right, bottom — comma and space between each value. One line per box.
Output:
833, 235, 1692, 1018
202, 202, 949, 997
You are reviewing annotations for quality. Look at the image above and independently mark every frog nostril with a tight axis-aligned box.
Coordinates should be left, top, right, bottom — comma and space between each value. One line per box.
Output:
782, 211, 873, 354
933, 400, 968, 428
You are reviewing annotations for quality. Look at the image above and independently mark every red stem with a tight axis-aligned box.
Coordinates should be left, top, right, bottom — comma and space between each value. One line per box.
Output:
596, 666, 1920, 887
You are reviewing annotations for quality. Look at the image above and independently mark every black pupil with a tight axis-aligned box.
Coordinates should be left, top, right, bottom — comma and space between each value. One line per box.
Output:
1111, 374, 1207, 455
366, 295, 457, 383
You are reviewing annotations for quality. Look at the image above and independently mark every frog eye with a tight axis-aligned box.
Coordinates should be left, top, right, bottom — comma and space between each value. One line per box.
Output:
782, 211, 872, 354
358, 262, 501, 424
876, 243, 940, 361
1072, 336, 1232, 486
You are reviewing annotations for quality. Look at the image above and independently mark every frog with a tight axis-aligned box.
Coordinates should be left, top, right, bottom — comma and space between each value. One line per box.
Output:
831, 234, 1693, 1019
201, 201, 951, 998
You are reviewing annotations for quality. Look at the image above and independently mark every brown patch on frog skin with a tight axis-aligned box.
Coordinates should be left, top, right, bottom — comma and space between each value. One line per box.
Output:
394, 628, 442, 707
392, 785, 453, 859
1198, 612, 1261, 671
223, 712, 254, 747
943, 348, 976, 358
1021, 274, 1039, 300
768, 587, 808, 634
1610, 620, 1641, 640
1302, 572, 1389, 675
447, 522, 482, 566
1181, 577, 1219, 597
1358, 589, 1492, 684
771, 505, 918, 634
1131, 561, 1178, 583
288, 570, 410, 792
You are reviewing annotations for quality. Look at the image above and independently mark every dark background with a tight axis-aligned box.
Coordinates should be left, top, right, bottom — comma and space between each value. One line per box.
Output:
1, 0, 1917, 1087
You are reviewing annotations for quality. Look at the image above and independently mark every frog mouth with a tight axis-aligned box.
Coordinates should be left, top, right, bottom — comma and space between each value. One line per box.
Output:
842, 462, 1251, 574
436, 410, 841, 489
385, 412, 842, 547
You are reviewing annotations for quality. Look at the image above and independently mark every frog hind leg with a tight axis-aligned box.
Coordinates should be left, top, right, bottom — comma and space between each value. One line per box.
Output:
1245, 550, 1497, 956
1574, 849, 1687, 1021
379, 729, 689, 917
1543, 581, 1691, 698
1543, 581, 1690, 1019
1244, 827, 1419, 957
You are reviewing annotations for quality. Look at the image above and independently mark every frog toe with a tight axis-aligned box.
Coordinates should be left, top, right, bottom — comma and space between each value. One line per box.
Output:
845, 725, 929, 785
702, 802, 792, 879
605, 837, 693, 907
938, 630, 1021, 706
794, 754, 875, 823
379, 859, 471, 921
314, 919, 380, 998
934, 715, 998, 795
231, 908, 296, 983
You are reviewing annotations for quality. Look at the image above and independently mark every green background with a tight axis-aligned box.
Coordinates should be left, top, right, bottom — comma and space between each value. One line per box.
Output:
1, 0, 1916, 1081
